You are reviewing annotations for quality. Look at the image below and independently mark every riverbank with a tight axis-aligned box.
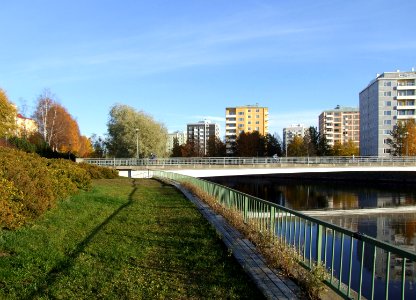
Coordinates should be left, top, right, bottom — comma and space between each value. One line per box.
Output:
0, 178, 263, 299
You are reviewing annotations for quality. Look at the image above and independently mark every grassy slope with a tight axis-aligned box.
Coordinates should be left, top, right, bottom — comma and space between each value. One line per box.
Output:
0, 178, 263, 299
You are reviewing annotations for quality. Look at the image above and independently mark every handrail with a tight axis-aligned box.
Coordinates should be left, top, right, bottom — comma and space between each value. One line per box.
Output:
80, 156, 416, 167
152, 170, 416, 300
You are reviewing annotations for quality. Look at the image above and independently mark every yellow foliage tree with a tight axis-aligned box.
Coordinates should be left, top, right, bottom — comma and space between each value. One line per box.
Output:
0, 88, 17, 138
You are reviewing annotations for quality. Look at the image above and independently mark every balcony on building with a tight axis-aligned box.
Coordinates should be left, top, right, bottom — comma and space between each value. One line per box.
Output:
397, 80, 416, 90
397, 95, 416, 100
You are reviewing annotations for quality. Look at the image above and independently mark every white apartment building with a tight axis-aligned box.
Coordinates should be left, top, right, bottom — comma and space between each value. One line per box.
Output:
283, 124, 307, 154
319, 106, 360, 147
360, 70, 416, 156
166, 131, 187, 155
187, 120, 220, 156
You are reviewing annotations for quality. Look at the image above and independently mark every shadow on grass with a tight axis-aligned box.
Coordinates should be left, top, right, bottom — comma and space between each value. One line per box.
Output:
27, 179, 138, 299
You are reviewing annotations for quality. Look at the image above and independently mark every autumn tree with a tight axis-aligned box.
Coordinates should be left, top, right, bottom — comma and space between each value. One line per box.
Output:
107, 104, 168, 158
33, 89, 91, 157
332, 141, 343, 156
287, 135, 307, 157
33, 89, 60, 146
303, 127, 319, 156
181, 138, 198, 157
207, 136, 226, 157
0, 88, 17, 138
341, 140, 359, 156
235, 131, 265, 157
78, 135, 93, 157
388, 120, 416, 156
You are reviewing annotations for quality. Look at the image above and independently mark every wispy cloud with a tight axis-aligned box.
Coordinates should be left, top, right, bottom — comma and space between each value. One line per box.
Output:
10, 7, 329, 82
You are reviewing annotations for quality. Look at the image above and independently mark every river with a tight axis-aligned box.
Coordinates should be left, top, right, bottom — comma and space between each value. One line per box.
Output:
205, 175, 416, 299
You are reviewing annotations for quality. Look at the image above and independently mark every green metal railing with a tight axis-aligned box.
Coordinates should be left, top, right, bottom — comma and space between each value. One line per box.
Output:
152, 170, 416, 300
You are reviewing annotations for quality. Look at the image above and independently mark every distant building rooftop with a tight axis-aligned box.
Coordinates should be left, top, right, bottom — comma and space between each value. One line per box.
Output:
322, 105, 358, 113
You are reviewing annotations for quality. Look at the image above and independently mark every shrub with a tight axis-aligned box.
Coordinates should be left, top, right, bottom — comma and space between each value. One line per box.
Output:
0, 147, 93, 229
0, 175, 25, 229
77, 162, 119, 179
47, 159, 91, 192
0, 147, 56, 222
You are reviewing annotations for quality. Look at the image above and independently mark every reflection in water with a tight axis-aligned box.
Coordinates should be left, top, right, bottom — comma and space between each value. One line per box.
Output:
206, 176, 416, 211
206, 175, 416, 299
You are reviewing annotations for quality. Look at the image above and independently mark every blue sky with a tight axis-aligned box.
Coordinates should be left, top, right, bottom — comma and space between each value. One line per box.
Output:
1, 0, 415, 139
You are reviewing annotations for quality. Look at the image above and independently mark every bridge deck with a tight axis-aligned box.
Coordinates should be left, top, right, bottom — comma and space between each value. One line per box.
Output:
174, 182, 304, 300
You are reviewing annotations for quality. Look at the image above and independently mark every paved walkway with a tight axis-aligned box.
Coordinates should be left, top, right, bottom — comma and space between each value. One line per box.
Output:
174, 183, 304, 300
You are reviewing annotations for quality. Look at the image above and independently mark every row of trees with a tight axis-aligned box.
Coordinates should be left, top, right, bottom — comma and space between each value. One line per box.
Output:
1, 87, 168, 159
286, 127, 359, 157
0, 88, 92, 157
170, 126, 359, 158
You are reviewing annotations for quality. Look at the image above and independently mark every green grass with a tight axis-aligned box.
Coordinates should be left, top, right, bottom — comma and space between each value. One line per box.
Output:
0, 178, 263, 299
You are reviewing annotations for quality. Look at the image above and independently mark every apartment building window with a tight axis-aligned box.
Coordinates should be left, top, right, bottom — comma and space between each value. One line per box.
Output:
398, 110, 415, 115
384, 130, 391, 134
248, 109, 251, 112
384, 120, 392, 125
398, 90, 415, 96
238, 124, 244, 128
238, 112, 244, 115
256, 109, 260, 112
248, 115, 251, 118
383, 111, 392, 116
248, 127, 252, 131
255, 127, 259, 131
384, 149, 391, 154
383, 91, 392, 96
384, 81, 392, 86
384, 138, 392, 144
385, 101, 392, 106
255, 121, 259, 124
248, 121, 251, 124
238, 118, 244, 121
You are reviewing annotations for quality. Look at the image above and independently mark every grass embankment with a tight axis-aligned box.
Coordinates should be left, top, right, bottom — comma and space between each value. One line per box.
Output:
0, 178, 263, 299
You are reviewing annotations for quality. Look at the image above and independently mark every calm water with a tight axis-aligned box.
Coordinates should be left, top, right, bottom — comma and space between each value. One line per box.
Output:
206, 175, 416, 299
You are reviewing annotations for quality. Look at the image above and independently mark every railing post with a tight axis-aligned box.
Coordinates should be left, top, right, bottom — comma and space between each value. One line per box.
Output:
316, 224, 323, 264
270, 206, 276, 237
244, 196, 248, 223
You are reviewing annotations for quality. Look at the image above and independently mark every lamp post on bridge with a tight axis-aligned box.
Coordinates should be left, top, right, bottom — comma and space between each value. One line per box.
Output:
135, 128, 140, 159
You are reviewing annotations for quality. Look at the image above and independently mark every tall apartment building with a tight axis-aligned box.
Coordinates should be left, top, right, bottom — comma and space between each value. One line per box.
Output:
319, 106, 360, 147
283, 124, 307, 154
166, 131, 187, 155
187, 120, 220, 156
225, 105, 269, 153
360, 70, 416, 156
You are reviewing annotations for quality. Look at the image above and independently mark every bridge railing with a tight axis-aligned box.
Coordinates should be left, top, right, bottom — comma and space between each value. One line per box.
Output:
80, 156, 416, 167
152, 170, 416, 300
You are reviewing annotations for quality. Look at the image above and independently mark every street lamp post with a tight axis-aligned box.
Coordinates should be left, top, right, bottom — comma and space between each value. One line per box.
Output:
135, 128, 139, 159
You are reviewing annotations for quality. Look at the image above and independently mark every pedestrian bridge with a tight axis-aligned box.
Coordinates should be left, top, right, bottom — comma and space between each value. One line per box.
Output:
78, 156, 416, 181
